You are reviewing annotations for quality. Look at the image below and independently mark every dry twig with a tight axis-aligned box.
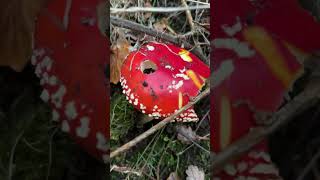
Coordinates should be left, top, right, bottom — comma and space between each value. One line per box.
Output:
111, 165, 142, 176
297, 149, 320, 180
110, 16, 207, 61
110, 5, 210, 14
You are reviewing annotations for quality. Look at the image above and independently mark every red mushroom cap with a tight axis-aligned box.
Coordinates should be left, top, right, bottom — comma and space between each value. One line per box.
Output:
120, 42, 210, 122
211, 0, 320, 179
33, 0, 109, 162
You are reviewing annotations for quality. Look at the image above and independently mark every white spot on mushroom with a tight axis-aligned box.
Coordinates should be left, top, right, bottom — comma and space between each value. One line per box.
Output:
172, 80, 184, 90
141, 110, 146, 113
249, 163, 279, 175
151, 112, 161, 118
65, 101, 78, 120
61, 120, 70, 132
248, 151, 271, 162
222, 16, 242, 36
40, 72, 49, 85
130, 93, 134, 99
133, 99, 138, 105
51, 85, 66, 108
76, 116, 90, 138
140, 103, 146, 110
175, 73, 190, 80
48, 75, 58, 86
188, 113, 198, 118
165, 65, 174, 70
146, 45, 155, 51
40, 89, 50, 102
213, 38, 255, 58
41, 56, 53, 71
224, 164, 237, 176
52, 109, 60, 122
35, 62, 43, 77
31, 54, 37, 65
179, 67, 186, 73
126, 89, 131, 96
96, 132, 108, 151
33, 48, 45, 57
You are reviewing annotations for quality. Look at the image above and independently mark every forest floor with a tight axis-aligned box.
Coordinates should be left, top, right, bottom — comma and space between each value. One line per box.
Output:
109, 0, 210, 179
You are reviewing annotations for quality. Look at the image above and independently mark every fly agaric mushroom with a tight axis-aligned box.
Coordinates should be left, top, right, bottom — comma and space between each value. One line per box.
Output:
32, 0, 109, 162
212, 0, 320, 179
120, 42, 210, 122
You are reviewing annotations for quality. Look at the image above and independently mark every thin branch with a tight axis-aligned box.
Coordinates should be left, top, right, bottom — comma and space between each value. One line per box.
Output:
211, 80, 320, 173
297, 149, 320, 180
186, 0, 210, 5
110, 16, 207, 62
181, 0, 195, 31
110, 5, 210, 14
111, 165, 142, 176
8, 131, 25, 180
110, 88, 210, 158
62, 0, 72, 30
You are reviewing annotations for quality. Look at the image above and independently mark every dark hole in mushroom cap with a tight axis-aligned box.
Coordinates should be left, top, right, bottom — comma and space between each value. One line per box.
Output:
142, 81, 148, 87
141, 60, 157, 74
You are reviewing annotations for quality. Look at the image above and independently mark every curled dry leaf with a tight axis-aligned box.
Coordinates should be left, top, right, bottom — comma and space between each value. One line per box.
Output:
176, 125, 199, 144
167, 172, 181, 180
0, 0, 48, 71
153, 18, 169, 32
110, 36, 131, 84
186, 165, 205, 180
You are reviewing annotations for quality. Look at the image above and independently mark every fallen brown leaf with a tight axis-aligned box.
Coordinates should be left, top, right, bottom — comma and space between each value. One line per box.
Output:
0, 0, 48, 71
176, 125, 199, 144
186, 165, 205, 180
110, 33, 131, 84
153, 18, 168, 32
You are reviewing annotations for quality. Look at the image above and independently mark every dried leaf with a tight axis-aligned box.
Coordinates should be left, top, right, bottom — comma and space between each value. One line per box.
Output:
0, 0, 48, 71
167, 172, 180, 180
186, 165, 205, 180
110, 35, 131, 84
176, 125, 198, 144
153, 18, 168, 32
